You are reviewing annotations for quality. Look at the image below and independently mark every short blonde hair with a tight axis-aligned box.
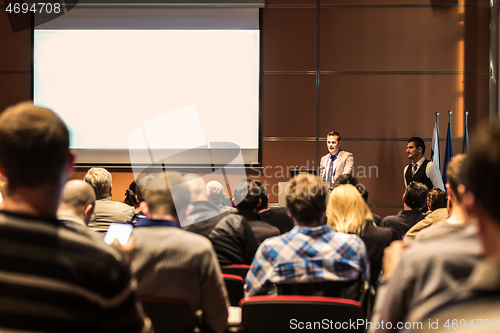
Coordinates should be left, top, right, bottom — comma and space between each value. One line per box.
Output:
326, 185, 373, 235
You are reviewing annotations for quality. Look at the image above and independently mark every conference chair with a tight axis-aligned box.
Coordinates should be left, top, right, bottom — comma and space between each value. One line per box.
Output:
240, 295, 365, 333
140, 296, 198, 333
220, 264, 250, 279
275, 278, 374, 317
222, 274, 245, 307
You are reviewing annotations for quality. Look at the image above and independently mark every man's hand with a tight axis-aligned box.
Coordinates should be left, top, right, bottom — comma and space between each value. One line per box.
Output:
112, 235, 135, 264
382, 240, 411, 279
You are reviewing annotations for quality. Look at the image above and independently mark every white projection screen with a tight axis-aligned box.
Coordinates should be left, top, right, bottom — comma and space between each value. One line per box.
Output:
33, 6, 261, 168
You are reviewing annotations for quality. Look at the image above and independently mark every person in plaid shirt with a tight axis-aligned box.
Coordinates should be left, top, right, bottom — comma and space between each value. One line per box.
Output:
245, 174, 369, 297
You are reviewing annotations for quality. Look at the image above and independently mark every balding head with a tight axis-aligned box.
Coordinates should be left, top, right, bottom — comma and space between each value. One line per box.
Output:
206, 181, 224, 205
184, 174, 207, 202
58, 180, 96, 224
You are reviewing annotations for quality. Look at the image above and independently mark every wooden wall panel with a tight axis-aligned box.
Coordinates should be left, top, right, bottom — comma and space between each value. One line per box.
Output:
262, 74, 317, 137
318, 74, 474, 138
262, 9, 317, 71
0, 10, 31, 72
0, 74, 31, 111
464, 7, 490, 72
319, 7, 465, 71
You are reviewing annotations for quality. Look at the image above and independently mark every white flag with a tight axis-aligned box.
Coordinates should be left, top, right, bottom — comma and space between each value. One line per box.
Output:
431, 120, 441, 172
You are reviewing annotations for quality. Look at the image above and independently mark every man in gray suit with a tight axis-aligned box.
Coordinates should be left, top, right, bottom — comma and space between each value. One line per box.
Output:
84, 167, 135, 233
319, 131, 354, 189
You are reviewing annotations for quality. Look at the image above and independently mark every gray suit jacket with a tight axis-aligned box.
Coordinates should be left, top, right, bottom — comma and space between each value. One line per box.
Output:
319, 150, 354, 182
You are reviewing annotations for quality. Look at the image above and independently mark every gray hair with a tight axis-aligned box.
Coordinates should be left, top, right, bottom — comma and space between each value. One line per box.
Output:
84, 167, 112, 199
206, 181, 224, 205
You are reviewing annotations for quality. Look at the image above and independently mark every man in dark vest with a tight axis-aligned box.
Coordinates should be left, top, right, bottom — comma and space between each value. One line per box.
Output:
404, 137, 444, 190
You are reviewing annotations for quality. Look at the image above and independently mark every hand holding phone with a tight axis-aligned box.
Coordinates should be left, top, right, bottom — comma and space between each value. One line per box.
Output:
104, 223, 133, 246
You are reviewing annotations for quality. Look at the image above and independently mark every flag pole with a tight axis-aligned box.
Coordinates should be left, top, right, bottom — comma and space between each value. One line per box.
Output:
463, 111, 470, 153
448, 110, 453, 136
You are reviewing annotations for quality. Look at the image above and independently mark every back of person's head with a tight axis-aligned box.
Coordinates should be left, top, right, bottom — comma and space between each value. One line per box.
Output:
446, 154, 466, 201
184, 173, 207, 202
142, 172, 191, 218
408, 137, 426, 155
233, 179, 261, 212
59, 180, 96, 215
333, 174, 368, 202
123, 180, 139, 208
327, 131, 342, 141
461, 122, 500, 224
206, 181, 224, 205
253, 180, 268, 210
427, 189, 447, 211
404, 181, 429, 210
84, 168, 112, 199
0, 102, 70, 188
326, 184, 372, 235
286, 174, 328, 225
135, 175, 155, 204
334, 174, 358, 187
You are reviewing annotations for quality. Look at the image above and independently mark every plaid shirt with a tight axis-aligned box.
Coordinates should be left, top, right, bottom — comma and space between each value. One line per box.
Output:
245, 224, 369, 297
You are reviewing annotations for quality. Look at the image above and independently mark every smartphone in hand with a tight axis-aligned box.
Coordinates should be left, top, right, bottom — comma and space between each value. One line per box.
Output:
104, 223, 133, 246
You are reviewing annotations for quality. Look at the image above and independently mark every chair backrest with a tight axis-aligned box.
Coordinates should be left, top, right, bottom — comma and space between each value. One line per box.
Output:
240, 295, 365, 333
221, 264, 250, 279
276, 278, 365, 299
276, 278, 374, 318
222, 273, 245, 307
140, 296, 197, 333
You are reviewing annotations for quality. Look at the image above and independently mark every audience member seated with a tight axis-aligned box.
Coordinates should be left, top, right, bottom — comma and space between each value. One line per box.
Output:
404, 188, 448, 240
84, 167, 135, 232
127, 176, 152, 226
232, 179, 280, 245
183, 174, 229, 227
415, 154, 468, 243
245, 174, 369, 297
0, 102, 150, 332
333, 175, 382, 225
207, 180, 237, 213
57, 179, 103, 241
406, 121, 500, 329
379, 181, 428, 239
369, 153, 482, 333
123, 179, 140, 211
255, 180, 295, 234
130, 173, 229, 333
326, 184, 393, 287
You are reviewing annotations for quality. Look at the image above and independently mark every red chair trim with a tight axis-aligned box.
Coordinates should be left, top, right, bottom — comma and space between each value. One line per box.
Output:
222, 274, 245, 282
222, 264, 251, 268
239, 295, 361, 307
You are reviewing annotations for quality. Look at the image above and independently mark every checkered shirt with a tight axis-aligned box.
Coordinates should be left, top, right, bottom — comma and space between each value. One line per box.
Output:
245, 224, 369, 297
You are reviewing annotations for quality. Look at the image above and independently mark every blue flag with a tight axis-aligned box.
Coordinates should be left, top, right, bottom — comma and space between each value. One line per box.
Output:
442, 121, 453, 185
463, 122, 469, 154
431, 120, 440, 173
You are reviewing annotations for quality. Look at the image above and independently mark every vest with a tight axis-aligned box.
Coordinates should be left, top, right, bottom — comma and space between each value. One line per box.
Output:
405, 159, 434, 190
